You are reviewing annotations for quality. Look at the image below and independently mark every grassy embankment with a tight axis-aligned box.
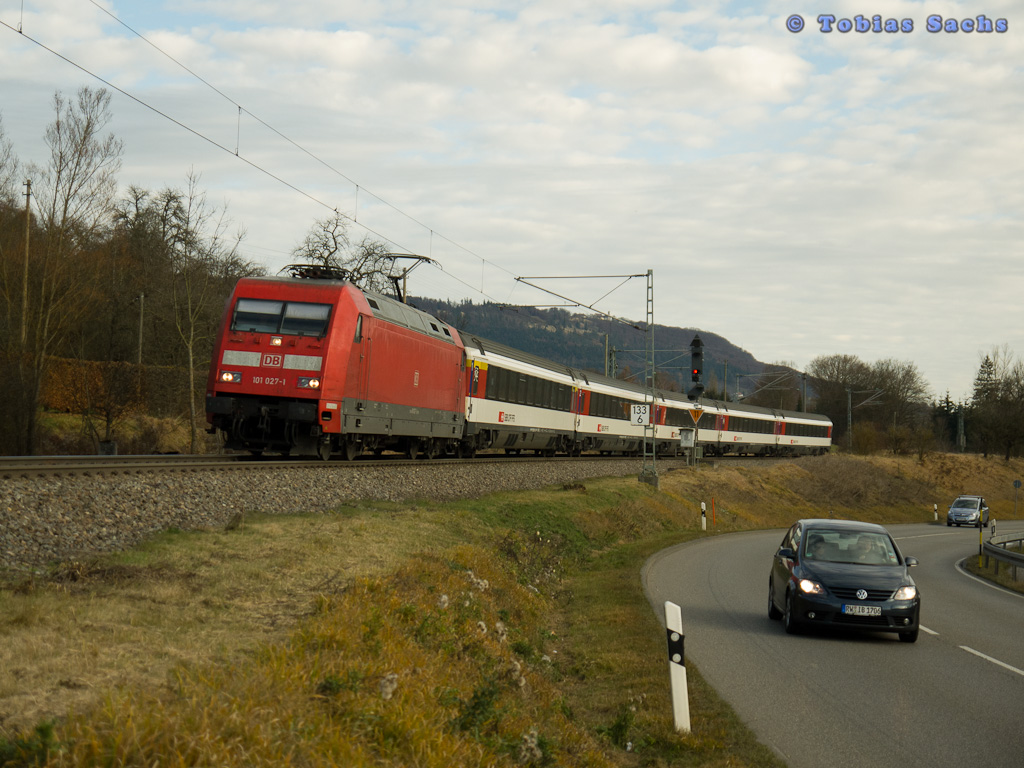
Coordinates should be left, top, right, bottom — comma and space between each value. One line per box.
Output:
2, 453, 1023, 766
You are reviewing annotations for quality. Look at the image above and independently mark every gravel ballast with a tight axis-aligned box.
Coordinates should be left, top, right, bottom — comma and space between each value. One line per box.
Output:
1, 459, 675, 568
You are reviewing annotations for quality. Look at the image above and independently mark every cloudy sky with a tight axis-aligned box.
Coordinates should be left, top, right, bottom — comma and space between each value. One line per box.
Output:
1, 0, 1021, 400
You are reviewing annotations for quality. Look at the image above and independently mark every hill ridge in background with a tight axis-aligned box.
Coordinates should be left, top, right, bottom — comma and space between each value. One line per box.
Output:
410, 297, 767, 396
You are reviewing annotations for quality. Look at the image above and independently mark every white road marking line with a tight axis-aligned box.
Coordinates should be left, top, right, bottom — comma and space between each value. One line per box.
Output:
960, 646, 1024, 678
920, 625, 939, 635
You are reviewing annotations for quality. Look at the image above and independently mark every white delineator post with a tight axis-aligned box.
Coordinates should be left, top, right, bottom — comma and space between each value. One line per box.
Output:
664, 601, 691, 733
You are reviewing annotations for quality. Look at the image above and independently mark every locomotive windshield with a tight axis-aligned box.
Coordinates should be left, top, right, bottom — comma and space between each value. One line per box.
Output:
232, 298, 331, 337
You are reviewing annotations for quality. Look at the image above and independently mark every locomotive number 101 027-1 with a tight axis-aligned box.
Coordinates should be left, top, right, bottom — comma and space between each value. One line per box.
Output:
251, 376, 287, 386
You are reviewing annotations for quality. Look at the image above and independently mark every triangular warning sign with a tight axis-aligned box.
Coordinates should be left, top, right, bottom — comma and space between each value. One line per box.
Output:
689, 409, 703, 424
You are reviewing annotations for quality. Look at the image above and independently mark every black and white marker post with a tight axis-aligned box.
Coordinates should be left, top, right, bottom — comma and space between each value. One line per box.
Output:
664, 601, 691, 733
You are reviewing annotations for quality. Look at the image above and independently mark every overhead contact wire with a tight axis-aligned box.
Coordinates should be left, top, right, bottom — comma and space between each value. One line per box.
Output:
81, 0, 511, 280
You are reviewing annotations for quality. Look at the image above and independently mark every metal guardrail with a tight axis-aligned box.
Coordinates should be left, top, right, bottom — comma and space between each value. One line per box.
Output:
982, 529, 1024, 577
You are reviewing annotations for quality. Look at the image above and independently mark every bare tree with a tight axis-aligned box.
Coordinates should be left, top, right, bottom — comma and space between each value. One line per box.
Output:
0, 113, 19, 203
34, 89, 122, 240
6, 88, 123, 454
292, 210, 349, 269
0, 116, 23, 453
168, 172, 247, 452
869, 359, 930, 429
291, 213, 399, 294
808, 353, 874, 446
347, 237, 404, 294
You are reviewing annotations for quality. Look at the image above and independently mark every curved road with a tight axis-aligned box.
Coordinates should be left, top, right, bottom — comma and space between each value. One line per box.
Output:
643, 522, 1024, 767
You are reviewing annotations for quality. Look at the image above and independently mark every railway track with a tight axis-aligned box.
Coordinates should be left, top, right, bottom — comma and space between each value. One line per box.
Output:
0, 452, 695, 480
0, 453, 248, 479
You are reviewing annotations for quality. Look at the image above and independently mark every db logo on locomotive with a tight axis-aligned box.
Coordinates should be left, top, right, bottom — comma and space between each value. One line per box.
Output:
262, 354, 284, 367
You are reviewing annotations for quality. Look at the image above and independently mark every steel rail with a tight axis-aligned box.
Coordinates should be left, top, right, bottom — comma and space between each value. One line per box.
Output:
0, 452, 690, 480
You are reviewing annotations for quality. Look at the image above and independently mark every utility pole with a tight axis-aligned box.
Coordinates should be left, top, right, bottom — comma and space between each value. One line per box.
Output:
640, 269, 658, 488
847, 388, 853, 450
137, 293, 145, 366
136, 292, 145, 401
957, 406, 965, 452
21, 179, 31, 349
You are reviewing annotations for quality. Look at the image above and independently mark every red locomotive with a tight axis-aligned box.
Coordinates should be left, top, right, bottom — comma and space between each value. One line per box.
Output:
206, 267, 466, 459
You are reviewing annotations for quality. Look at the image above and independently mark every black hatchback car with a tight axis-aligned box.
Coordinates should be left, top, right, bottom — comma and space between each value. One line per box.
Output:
768, 519, 921, 643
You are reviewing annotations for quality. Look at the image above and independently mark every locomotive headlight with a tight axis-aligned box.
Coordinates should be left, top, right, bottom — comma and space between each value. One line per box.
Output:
298, 377, 321, 389
220, 371, 242, 383
270, 336, 283, 346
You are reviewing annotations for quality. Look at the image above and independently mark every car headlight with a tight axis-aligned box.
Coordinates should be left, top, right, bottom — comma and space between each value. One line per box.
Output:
893, 585, 917, 600
798, 579, 825, 595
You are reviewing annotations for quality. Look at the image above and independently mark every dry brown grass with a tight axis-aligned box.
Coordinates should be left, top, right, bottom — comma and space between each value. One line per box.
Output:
0, 503, 477, 734
53, 546, 614, 767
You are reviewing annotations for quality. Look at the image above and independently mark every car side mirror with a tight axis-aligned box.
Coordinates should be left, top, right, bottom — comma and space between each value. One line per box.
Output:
905, 556, 919, 567
778, 547, 797, 560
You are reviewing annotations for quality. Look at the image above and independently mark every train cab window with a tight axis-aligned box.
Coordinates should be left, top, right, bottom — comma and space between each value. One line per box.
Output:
281, 302, 331, 336
232, 298, 332, 336
233, 299, 284, 333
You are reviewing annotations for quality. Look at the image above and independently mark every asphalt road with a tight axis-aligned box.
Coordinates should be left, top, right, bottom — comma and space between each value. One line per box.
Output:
642, 522, 1024, 768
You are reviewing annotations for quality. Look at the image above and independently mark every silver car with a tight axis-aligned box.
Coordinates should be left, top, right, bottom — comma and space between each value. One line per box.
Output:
946, 495, 989, 528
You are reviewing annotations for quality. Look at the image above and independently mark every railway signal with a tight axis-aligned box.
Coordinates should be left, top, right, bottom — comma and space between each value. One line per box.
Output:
687, 334, 704, 401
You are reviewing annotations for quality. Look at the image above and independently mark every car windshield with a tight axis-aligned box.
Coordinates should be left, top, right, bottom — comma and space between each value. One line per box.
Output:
951, 498, 978, 510
803, 530, 898, 566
